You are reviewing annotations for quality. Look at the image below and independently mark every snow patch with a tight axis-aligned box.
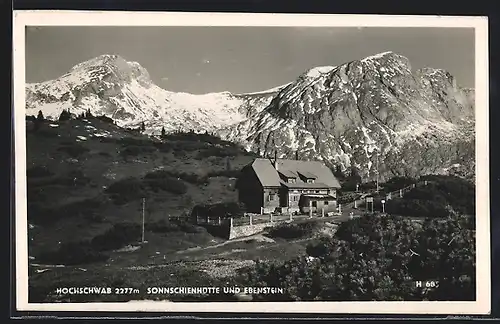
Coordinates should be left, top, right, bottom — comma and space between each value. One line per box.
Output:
305, 66, 336, 78
361, 51, 394, 62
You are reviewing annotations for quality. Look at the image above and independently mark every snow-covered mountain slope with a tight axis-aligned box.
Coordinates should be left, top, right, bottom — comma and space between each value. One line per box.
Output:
220, 51, 475, 180
26, 52, 475, 180
26, 54, 279, 134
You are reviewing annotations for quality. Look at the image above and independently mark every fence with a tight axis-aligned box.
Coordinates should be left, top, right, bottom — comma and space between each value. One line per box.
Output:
340, 180, 432, 209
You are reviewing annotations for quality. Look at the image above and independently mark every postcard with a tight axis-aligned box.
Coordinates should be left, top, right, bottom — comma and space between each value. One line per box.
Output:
13, 11, 490, 314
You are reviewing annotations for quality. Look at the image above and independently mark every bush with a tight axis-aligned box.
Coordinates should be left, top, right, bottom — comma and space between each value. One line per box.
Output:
246, 214, 475, 301
177, 221, 206, 234
206, 169, 241, 178
38, 241, 109, 265
142, 173, 188, 195
191, 202, 245, 221
98, 151, 112, 157
267, 221, 317, 239
118, 137, 155, 147
383, 176, 416, 192
91, 223, 141, 251
106, 177, 146, 205
163, 131, 229, 146
95, 115, 114, 124
145, 170, 208, 186
145, 219, 180, 233
37, 129, 59, 138
196, 146, 242, 159
27, 169, 90, 188
119, 145, 157, 158
28, 196, 106, 226
385, 175, 475, 217
57, 142, 89, 158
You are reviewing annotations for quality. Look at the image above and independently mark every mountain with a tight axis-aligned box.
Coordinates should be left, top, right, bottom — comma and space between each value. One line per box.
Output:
26, 52, 475, 180
221, 51, 475, 180
26, 54, 284, 134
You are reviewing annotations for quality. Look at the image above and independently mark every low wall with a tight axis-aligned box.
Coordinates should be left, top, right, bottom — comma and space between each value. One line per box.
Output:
229, 221, 285, 240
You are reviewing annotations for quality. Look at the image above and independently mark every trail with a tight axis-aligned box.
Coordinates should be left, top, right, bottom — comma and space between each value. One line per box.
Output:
174, 233, 273, 254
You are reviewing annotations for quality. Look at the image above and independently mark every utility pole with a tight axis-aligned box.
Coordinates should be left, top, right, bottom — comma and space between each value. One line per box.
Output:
376, 152, 379, 194
141, 197, 146, 244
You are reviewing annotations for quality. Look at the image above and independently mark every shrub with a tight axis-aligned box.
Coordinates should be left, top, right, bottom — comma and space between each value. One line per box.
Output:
145, 170, 208, 185
385, 175, 475, 217
28, 196, 106, 226
106, 177, 146, 204
246, 214, 475, 301
267, 221, 317, 239
37, 241, 109, 265
206, 169, 241, 178
119, 145, 157, 158
57, 142, 89, 158
91, 222, 141, 251
95, 115, 114, 124
191, 202, 245, 221
196, 146, 242, 159
383, 176, 416, 192
27, 169, 90, 188
142, 173, 187, 195
98, 151, 112, 157
118, 137, 154, 147
177, 221, 206, 234
145, 219, 180, 233
37, 129, 59, 138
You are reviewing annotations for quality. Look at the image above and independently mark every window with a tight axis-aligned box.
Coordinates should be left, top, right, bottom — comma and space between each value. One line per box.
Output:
269, 193, 276, 201
287, 178, 296, 183
315, 190, 320, 193
324, 201, 329, 205
312, 201, 317, 207
307, 179, 315, 183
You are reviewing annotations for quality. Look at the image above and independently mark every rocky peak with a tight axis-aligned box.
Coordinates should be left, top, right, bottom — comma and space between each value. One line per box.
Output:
224, 51, 475, 181
68, 54, 152, 87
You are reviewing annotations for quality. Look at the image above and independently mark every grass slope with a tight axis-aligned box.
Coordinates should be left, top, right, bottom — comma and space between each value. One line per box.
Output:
27, 116, 260, 249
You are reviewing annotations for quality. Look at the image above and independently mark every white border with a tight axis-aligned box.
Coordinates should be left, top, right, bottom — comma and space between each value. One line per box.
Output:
13, 11, 490, 314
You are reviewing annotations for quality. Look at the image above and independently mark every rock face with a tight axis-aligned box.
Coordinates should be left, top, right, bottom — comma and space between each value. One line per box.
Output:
26, 52, 475, 180
26, 54, 281, 134
222, 51, 475, 180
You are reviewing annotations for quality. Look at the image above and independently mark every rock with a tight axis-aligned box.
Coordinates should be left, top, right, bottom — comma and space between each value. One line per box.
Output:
224, 51, 474, 181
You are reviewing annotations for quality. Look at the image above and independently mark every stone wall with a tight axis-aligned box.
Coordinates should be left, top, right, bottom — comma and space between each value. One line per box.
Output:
228, 220, 285, 240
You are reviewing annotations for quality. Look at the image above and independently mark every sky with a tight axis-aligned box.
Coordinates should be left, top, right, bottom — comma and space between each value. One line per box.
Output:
25, 26, 475, 94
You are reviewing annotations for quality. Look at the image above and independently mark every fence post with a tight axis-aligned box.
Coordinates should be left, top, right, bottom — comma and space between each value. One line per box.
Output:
399, 189, 403, 198
412, 183, 416, 188
260, 207, 263, 215
230, 217, 233, 228
249, 214, 253, 226
338, 203, 342, 214
322, 208, 325, 217
424, 180, 428, 186
270, 213, 273, 224
354, 200, 357, 209
218, 216, 221, 225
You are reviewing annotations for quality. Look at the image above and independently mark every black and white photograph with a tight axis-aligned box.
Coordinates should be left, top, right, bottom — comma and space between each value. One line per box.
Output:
13, 12, 490, 314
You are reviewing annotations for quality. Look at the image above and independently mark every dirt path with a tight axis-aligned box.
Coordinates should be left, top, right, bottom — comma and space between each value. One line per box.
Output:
174, 233, 274, 254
